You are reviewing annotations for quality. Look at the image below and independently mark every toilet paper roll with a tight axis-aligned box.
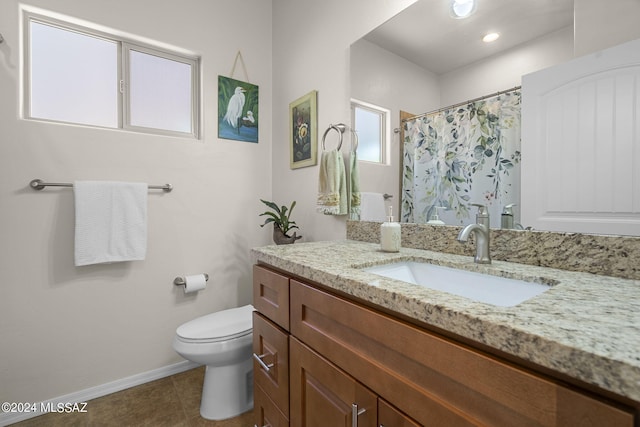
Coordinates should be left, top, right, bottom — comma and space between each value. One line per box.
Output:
183, 274, 207, 293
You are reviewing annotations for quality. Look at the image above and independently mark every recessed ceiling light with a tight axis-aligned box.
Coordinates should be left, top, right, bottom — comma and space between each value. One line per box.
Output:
450, 0, 476, 19
482, 32, 500, 43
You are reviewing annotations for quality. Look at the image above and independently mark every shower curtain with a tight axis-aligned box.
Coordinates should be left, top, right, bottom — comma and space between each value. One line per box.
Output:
401, 90, 521, 227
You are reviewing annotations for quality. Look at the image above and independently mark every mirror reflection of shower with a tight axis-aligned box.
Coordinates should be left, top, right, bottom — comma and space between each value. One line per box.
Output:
349, 0, 574, 227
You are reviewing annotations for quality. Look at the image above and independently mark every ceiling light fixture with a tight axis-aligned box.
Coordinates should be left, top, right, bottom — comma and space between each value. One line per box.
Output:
482, 32, 500, 43
450, 0, 477, 19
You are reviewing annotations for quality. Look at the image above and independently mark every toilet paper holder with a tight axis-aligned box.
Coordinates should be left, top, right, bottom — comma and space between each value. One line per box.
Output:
174, 273, 209, 287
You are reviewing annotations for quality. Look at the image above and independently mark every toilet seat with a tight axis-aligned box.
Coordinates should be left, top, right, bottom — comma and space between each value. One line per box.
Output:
176, 304, 254, 343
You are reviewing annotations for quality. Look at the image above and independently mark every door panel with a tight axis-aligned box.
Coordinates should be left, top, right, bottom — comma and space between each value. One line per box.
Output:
521, 37, 640, 235
290, 337, 376, 427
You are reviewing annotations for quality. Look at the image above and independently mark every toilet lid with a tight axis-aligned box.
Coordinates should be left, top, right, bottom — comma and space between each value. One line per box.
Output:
176, 304, 254, 341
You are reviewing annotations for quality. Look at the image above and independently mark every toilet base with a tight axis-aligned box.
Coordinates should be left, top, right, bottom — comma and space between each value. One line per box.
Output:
200, 357, 254, 420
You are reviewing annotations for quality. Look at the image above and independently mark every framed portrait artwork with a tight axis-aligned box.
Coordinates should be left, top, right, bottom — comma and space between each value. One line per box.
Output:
289, 90, 317, 169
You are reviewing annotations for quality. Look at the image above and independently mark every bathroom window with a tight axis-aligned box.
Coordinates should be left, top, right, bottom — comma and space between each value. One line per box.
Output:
25, 12, 200, 138
351, 99, 390, 164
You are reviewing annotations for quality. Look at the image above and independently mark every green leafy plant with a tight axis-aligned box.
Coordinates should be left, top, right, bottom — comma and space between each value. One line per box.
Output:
259, 199, 300, 237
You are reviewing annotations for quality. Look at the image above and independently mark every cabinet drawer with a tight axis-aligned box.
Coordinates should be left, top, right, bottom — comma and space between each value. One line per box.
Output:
253, 312, 289, 418
254, 384, 289, 427
253, 265, 290, 330
290, 280, 634, 427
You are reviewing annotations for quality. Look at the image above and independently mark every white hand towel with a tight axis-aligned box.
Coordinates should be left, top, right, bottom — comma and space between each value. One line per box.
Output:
74, 181, 148, 266
359, 192, 387, 222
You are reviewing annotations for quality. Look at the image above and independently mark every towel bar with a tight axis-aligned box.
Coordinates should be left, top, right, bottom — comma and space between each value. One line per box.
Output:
29, 179, 173, 192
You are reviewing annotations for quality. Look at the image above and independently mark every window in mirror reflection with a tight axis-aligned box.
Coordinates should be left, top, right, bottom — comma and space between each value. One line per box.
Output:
351, 99, 389, 164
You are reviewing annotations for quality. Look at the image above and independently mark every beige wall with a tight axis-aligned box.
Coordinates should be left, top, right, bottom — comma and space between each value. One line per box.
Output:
575, 0, 640, 57
439, 26, 574, 107
0, 0, 272, 404
350, 38, 441, 215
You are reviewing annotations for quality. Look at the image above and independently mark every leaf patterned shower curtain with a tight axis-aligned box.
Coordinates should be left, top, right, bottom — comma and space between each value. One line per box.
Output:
401, 90, 521, 227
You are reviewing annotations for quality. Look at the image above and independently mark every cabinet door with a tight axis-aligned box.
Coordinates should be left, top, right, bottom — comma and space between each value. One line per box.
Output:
254, 384, 289, 427
290, 337, 376, 427
378, 399, 421, 427
253, 312, 289, 417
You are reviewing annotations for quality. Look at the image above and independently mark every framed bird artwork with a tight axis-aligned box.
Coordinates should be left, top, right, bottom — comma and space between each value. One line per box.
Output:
218, 75, 259, 143
289, 90, 318, 169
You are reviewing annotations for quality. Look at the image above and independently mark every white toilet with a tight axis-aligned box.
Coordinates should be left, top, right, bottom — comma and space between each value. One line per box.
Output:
172, 304, 254, 420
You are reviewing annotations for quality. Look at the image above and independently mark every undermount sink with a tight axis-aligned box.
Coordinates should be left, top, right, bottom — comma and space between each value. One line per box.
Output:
363, 261, 551, 307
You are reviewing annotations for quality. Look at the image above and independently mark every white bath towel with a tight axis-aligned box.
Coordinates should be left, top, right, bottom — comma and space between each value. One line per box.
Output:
74, 181, 148, 266
359, 192, 387, 222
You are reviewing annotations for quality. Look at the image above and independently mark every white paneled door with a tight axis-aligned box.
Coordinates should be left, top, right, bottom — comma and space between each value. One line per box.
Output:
522, 38, 640, 236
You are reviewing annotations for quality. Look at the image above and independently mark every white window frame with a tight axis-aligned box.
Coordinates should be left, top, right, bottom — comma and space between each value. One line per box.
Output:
23, 9, 200, 139
351, 99, 390, 165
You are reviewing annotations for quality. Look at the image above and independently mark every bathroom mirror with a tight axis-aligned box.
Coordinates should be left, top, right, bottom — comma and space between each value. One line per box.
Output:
350, 0, 575, 228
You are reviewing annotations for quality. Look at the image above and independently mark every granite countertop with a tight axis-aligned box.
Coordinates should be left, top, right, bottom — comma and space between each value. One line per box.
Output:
251, 240, 640, 403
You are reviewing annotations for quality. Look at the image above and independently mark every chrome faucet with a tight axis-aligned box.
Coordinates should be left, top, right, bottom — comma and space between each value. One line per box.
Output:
457, 204, 491, 264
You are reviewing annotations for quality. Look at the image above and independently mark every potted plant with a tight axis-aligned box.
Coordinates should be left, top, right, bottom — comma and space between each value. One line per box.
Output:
259, 199, 302, 244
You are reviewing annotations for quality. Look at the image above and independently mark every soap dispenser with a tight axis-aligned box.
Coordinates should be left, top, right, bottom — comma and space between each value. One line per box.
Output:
427, 206, 446, 225
380, 206, 401, 252
501, 204, 516, 229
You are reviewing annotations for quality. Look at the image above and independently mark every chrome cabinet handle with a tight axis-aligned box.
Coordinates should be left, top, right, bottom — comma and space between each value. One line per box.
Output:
253, 352, 274, 372
352, 403, 366, 426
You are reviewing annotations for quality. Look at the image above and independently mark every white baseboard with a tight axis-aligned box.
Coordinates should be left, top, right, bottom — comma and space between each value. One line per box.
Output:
0, 360, 200, 426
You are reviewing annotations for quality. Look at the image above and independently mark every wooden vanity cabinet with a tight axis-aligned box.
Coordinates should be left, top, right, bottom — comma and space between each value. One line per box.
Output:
378, 400, 421, 427
253, 264, 635, 427
253, 264, 290, 330
253, 265, 418, 427
290, 337, 377, 427
253, 266, 291, 425
253, 313, 289, 417
290, 336, 419, 427
254, 384, 289, 427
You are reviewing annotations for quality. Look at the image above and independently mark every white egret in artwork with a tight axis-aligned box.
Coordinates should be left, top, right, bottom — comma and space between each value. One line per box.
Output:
224, 86, 246, 128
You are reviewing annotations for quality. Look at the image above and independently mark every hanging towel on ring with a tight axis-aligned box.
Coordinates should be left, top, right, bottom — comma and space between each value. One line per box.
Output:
317, 149, 347, 215
348, 149, 361, 220
74, 181, 148, 266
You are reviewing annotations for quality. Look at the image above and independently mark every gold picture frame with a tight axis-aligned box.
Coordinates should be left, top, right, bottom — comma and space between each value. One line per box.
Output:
289, 90, 317, 169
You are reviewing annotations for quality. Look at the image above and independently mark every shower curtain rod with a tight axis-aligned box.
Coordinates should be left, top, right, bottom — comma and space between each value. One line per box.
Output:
402, 86, 521, 123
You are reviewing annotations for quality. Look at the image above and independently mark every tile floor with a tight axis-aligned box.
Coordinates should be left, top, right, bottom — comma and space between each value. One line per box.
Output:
11, 367, 254, 427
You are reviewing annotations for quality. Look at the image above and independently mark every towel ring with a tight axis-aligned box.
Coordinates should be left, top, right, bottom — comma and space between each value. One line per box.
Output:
350, 129, 359, 152
321, 124, 344, 151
